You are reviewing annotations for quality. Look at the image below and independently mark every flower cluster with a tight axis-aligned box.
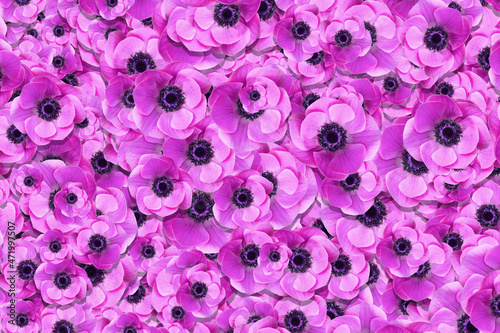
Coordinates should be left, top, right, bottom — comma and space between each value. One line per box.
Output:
1, 0, 500, 332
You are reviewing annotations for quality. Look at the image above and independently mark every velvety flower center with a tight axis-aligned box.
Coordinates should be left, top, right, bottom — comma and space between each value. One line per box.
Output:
306, 51, 324, 65
141, 245, 156, 258
88, 234, 108, 253
123, 326, 137, 333
393, 237, 412, 256
61, 74, 78, 86
402, 150, 429, 175
478, 47, 491, 71
17, 260, 37, 280
122, 89, 135, 108
23, 176, 34, 187
331, 254, 352, 276
443, 232, 463, 251
258, 0, 276, 20
49, 240, 62, 253
126, 284, 146, 303
66, 193, 77, 204
480, 0, 488, 5
444, 183, 459, 191
52, 55, 65, 69
54, 272, 72, 289
367, 262, 380, 285
335, 29, 353, 47
356, 198, 386, 227
340, 173, 361, 191
240, 244, 260, 267
104, 28, 117, 40
126, 53, 156, 75
15, 313, 29, 327
214, 4, 241, 27
491, 295, 500, 317
412, 261, 430, 278
41, 154, 64, 162
187, 139, 214, 165
492, 167, 500, 177
269, 250, 281, 262
383, 77, 399, 92
399, 299, 413, 315
96, 210, 104, 216
302, 93, 320, 109
142, 17, 153, 26
9, 89, 22, 101
37, 12, 45, 21
75, 117, 89, 129
91, 151, 114, 174
232, 188, 253, 208
191, 281, 208, 299
237, 99, 264, 120
317, 123, 347, 152
7, 125, 27, 144
131, 206, 147, 227
284, 309, 308, 333
84, 264, 105, 286
158, 85, 185, 112
152, 176, 174, 197
249, 90, 261, 101
171, 306, 185, 320
292, 21, 311, 40
27, 29, 38, 38
436, 82, 454, 97
288, 247, 312, 273
247, 315, 262, 323
448, 1, 462, 12
326, 301, 344, 319
261, 171, 278, 197
364, 22, 377, 45
53, 25, 65, 37
476, 204, 500, 228
48, 189, 60, 210
313, 218, 333, 239
457, 314, 479, 333
205, 253, 218, 260
188, 192, 215, 222
107, 0, 118, 8
52, 320, 74, 333
37, 97, 61, 121
424, 26, 449, 51
15, 0, 30, 6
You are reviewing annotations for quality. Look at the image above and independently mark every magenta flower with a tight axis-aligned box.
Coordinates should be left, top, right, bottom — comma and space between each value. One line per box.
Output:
82, 140, 128, 189
40, 15, 72, 46
328, 250, 370, 300
458, 181, 500, 232
35, 230, 72, 264
327, 302, 388, 332
0, 0, 46, 23
128, 155, 192, 217
1, 300, 41, 333
275, 295, 327, 333
466, 26, 500, 81
156, 296, 197, 329
128, 233, 168, 272
103, 75, 139, 136
9, 165, 42, 198
465, 271, 500, 332
41, 303, 96, 333
35, 133, 82, 166
102, 313, 150, 333
0, 50, 23, 100
0, 110, 36, 164
119, 278, 153, 320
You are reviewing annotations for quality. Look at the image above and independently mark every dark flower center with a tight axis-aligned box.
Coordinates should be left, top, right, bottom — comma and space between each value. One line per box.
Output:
364, 22, 377, 45
88, 234, 107, 253
53, 25, 65, 37
84, 265, 105, 286
284, 310, 308, 333
27, 29, 38, 38
436, 82, 454, 97
141, 245, 156, 259
302, 93, 320, 109
306, 51, 324, 65
480, 0, 488, 5
491, 295, 500, 317
317, 123, 347, 152
40, 154, 64, 162
444, 183, 459, 191
399, 299, 413, 315
66, 193, 77, 204
48, 189, 60, 210
491, 167, 500, 177
448, 2, 462, 12
205, 253, 218, 261
476, 204, 500, 228
107, 0, 117, 7
37, 12, 45, 21
424, 26, 449, 51
54, 272, 72, 289
288, 248, 312, 273
7, 125, 27, 144
258, 0, 276, 20
335, 30, 353, 47
313, 219, 333, 239
383, 77, 399, 92
152, 176, 174, 197
131, 206, 147, 227
247, 315, 261, 323
158, 85, 185, 112
232, 188, 253, 208
15, 0, 30, 5
9, 89, 22, 101
61, 74, 78, 87
356, 198, 386, 227
123, 326, 137, 333
261, 171, 278, 197
478, 47, 491, 71
23, 176, 34, 187
340, 173, 361, 191
37, 98, 61, 121
457, 314, 479, 333
104, 28, 117, 40
402, 150, 429, 175
126, 284, 146, 303
96, 210, 104, 216
269, 250, 281, 262
49, 240, 62, 253
171, 306, 185, 320
52, 56, 65, 69
240, 244, 260, 268
91, 151, 114, 174
122, 89, 135, 108
443, 232, 463, 251
249, 90, 261, 101
412, 261, 430, 278
393, 237, 412, 256
188, 192, 214, 222
326, 301, 344, 319
292, 21, 311, 40
190, 281, 208, 299
52, 320, 74, 333
141, 17, 153, 26
331, 254, 352, 276
214, 4, 240, 27
17, 260, 37, 280
15, 313, 29, 327
187, 139, 213, 165
237, 99, 264, 121
367, 262, 380, 285
126, 53, 156, 75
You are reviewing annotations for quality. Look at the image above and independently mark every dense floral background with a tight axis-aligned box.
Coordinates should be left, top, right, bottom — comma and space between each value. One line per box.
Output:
1, 0, 500, 331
